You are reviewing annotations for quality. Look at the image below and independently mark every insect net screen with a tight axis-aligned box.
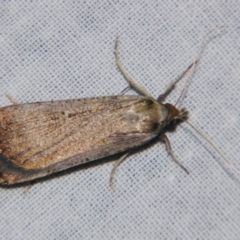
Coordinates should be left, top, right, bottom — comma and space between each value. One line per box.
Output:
0, 1, 240, 239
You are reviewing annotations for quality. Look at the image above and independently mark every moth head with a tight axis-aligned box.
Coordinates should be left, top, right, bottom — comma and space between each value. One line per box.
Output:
163, 103, 189, 125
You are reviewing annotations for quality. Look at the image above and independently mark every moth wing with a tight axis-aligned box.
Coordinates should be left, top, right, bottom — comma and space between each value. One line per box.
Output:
0, 96, 158, 165
0, 96, 163, 183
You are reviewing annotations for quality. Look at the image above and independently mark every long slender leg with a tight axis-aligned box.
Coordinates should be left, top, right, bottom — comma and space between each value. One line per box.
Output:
157, 60, 198, 102
114, 36, 153, 98
109, 151, 130, 191
160, 134, 189, 174
5, 93, 20, 105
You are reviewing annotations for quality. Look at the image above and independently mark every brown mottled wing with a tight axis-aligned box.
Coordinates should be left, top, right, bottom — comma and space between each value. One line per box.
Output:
0, 95, 163, 184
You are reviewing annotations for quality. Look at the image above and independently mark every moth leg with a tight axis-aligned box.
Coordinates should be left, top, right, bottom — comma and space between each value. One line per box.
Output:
157, 60, 198, 102
160, 134, 189, 174
114, 36, 153, 98
24, 184, 33, 194
120, 86, 130, 95
5, 93, 20, 105
110, 151, 130, 191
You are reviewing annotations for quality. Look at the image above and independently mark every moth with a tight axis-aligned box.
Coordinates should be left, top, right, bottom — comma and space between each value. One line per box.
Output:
0, 34, 237, 189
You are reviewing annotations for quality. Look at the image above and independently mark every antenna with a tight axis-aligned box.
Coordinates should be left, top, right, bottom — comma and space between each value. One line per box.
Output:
178, 27, 239, 176
184, 120, 240, 175
175, 27, 225, 107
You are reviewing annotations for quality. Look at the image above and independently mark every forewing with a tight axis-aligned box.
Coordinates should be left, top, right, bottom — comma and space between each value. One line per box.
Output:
0, 96, 157, 172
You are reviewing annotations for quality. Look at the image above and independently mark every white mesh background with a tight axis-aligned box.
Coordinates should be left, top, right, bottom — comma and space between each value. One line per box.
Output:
0, 1, 240, 240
